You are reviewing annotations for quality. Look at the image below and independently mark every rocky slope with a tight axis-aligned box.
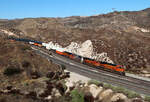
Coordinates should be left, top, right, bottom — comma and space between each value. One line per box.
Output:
43, 40, 114, 63
0, 36, 70, 102
0, 36, 62, 84
0, 35, 149, 102
0, 8, 150, 75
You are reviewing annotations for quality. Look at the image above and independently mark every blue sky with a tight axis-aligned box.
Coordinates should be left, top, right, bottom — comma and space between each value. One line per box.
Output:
0, 0, 150, 19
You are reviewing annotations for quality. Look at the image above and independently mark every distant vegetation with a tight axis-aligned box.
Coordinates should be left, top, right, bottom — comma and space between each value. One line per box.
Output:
71, 89, 84, 102
145, 96, 150, 102
21, 46, 31, 51
3, 66, 22, 76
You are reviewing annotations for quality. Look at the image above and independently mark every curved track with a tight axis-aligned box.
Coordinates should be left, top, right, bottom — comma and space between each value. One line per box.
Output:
32, 46, 150, 96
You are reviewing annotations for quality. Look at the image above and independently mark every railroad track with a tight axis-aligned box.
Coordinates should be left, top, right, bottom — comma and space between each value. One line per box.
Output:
32, 46, 150, 96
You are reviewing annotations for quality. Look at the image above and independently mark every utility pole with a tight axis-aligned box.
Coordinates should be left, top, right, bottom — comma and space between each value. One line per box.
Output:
55, 19, 57, 43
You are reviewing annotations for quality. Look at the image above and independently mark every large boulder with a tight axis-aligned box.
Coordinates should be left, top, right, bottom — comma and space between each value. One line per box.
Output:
98, 89, 113, 102
131, 98, 143, 102
65, 80, 75, 93
110, 93, 129, 102
77, 40, 93, 58
88, 84, 103, 98
51, 88, 61, 98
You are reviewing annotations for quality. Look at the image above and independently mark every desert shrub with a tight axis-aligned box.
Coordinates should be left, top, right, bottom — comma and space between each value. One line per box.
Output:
144, 96, 150, 102
112, 87, 125, 93
30, 71, 41, 79
103, 84, 124, 92
103, 83, 114, 89
60, 80, 67, 91
71, 89, 84, 102
60, 64, 66, 70
115, 99, 125, 102
55, 81, 68, 95
22, 61, 30, 68
88, 80, 103, 86
52, 96, 72, 102
84, 92, 94, 102
3, 66, 22, 76
123, 90, 140, 98
21, 46, 31, 51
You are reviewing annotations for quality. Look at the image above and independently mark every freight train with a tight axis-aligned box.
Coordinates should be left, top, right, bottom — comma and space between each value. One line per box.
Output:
54, 50, 125, 76
8, 37, 125, 76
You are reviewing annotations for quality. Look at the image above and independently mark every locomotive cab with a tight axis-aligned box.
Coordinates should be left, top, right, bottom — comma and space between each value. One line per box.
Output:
117, 65, 125, 76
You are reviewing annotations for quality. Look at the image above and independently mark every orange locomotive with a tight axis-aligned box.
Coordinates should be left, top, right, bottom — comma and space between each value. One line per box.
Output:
98, 62, 125, 75
55, 50, 125, 76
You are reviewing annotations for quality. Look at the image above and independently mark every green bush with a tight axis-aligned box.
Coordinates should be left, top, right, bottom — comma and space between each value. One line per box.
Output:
88, 80, 103, 86
128, 92, 140, 98
3, 66, 22, 76
103, 84, 126, 93
71, 89, 84, 102
144, 96, 150, 102
112, 87, 126, 93
103, 83, 114, 89
123, 90, 140, 98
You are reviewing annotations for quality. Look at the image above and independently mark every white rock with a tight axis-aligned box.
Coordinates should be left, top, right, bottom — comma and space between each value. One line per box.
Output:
99, 89, 113, 101
44, 40, 114, 63
51, 88, 61, 97
132, 26, 150, 32
0, 29, 18, 37
65, 80, 75, 93
89, 84, 103, 98
2, 89, 9, 93
84, 83, 89, 87
45, 95, 52, 100
77, 40, 93, 58
111, 93, 129, 102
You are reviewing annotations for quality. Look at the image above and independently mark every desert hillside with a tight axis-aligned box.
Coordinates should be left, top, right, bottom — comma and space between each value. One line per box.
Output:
0, 36, 61, 87
0, 8, 150, 75
0, 36, 69, 102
